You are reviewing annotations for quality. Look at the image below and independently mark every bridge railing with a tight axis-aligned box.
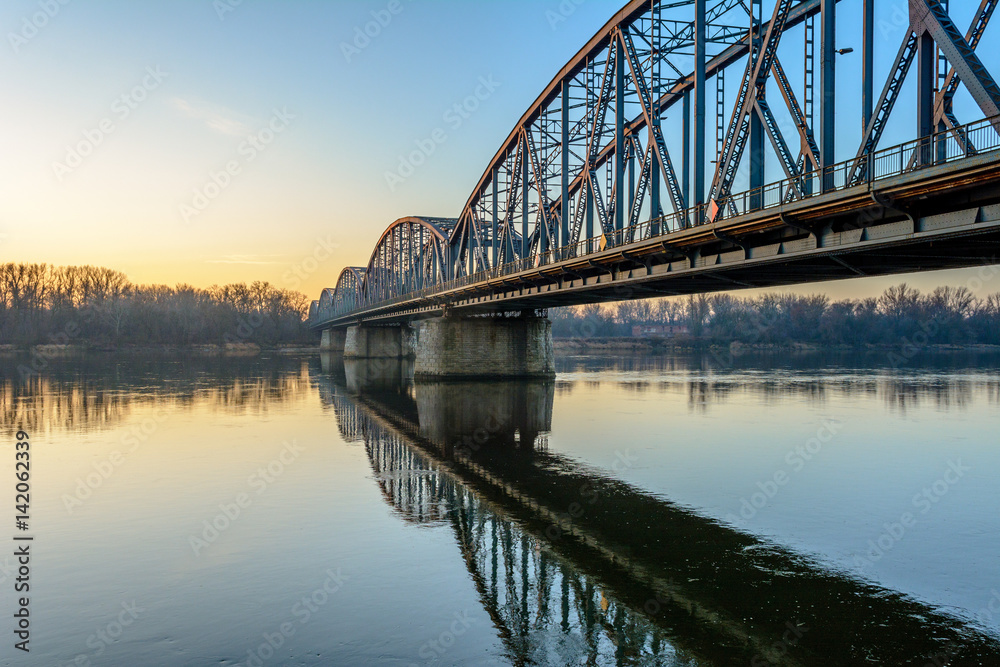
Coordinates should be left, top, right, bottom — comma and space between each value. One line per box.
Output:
314, 115, 1000, 325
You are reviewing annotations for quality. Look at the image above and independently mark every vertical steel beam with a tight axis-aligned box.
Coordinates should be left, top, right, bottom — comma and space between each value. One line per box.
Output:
615, 33, 625, 232
863, 0, 874, 132
522, 139, 529, 258
917, 29, 936, 165
417, 232, 424, 290
682, 91, 690, 212
585, 57, 595, 247
651, 118, 662, 232
804, 12, 816, 198
430, 244, 437, 287
586, 182, 594, 246
804, 15, 815, 131
651, 1, 663, 231
935, 0, 949, 163
627, 140, 635, 230
468, 217, 475, 276
820, 0, 836, 191
914, 0, 1000, 132
561, 81, 570, 248
716, 68, 725, 161
693, 0, 706, 209
749, 2, 764, 210
407, 224, 414, 290
749, 114, 764, 209
491, 176, 498, 268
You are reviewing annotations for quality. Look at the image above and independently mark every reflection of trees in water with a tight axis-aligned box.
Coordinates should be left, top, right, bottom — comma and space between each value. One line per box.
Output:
0, 375, 133, 435
880, 378, 977, 413
556, 351, 1000, 413
0, 353, 314, 434
678, 379, 828, 412
554, 381, 576, 396
553, 372, 998, 414
192, 370, 313, 415
556, 350, 1000, 376
317, 364, 1000, 666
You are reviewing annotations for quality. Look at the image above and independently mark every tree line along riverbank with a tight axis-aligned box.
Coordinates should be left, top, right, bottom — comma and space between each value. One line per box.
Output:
0, 263, 311, 348
551, 284, 1000, 348
2, 262, 999, 351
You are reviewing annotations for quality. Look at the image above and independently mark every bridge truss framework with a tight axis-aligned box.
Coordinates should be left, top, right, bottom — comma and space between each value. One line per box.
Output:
311, 0, 1000, 329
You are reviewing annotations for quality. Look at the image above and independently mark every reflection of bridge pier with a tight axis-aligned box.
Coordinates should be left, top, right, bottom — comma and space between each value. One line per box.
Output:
311, 358, 1000, 665
415, 380, 553, 454
344, 357, 412, 394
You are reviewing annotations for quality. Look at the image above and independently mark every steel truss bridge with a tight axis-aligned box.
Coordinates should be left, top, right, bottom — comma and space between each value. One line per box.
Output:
312, 359, 1000, 664
311, 0, 1000, 329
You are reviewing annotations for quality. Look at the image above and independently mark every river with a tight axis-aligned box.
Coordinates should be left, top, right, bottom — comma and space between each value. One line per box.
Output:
1, 349, 998, 666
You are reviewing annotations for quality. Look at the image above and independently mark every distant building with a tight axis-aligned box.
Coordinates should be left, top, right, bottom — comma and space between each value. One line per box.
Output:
631, 324, 689, 338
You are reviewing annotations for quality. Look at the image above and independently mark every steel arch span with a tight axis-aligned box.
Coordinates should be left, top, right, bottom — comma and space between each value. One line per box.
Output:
313, 0, 1000, 330
334, 267, 366, 312
361, 216, 456, 305
315, 269, 365, 323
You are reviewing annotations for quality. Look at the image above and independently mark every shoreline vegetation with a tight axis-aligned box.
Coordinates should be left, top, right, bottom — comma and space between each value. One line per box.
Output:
553, 338, 1000, 354
552, 283, 1000, 349
0, 342, 317, 356
0, 262, 312, 349
3, 340, 1000, 357
3, 261, 1000, 355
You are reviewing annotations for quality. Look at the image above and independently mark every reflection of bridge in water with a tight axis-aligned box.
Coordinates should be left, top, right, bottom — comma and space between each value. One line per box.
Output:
313, 355, 1000, 665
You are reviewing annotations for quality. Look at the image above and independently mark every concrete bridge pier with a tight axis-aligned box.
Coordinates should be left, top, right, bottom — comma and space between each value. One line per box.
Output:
344, 324, 415, 359
414, 314, 555, 379
319, 328, 347, 352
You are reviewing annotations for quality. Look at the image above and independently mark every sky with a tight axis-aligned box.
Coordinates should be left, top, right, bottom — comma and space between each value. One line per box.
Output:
1, 0, 997, 305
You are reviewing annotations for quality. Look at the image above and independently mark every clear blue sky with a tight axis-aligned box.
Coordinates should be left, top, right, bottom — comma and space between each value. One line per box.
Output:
0, 0, 996, 302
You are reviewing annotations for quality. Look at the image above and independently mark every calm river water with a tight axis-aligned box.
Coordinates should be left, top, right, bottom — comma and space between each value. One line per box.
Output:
1, 350, 999, 666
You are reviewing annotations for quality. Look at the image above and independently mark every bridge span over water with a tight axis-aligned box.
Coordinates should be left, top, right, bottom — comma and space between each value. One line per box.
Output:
311, 0, 1000, 377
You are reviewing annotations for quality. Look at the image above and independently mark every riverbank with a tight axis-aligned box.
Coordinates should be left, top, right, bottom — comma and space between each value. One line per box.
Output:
5, 339, 1000, 358
0, 343, 320, 356
553, 337, 1000, 355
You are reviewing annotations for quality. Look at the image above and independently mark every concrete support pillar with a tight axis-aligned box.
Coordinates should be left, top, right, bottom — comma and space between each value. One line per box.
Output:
319, 328, 346, 352
344, 324, 415, 359
414, 316, 555, 379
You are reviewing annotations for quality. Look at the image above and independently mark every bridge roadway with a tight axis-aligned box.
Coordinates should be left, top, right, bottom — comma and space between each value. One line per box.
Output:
313, 129, 1000, 330
313, 356, 1000, 665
